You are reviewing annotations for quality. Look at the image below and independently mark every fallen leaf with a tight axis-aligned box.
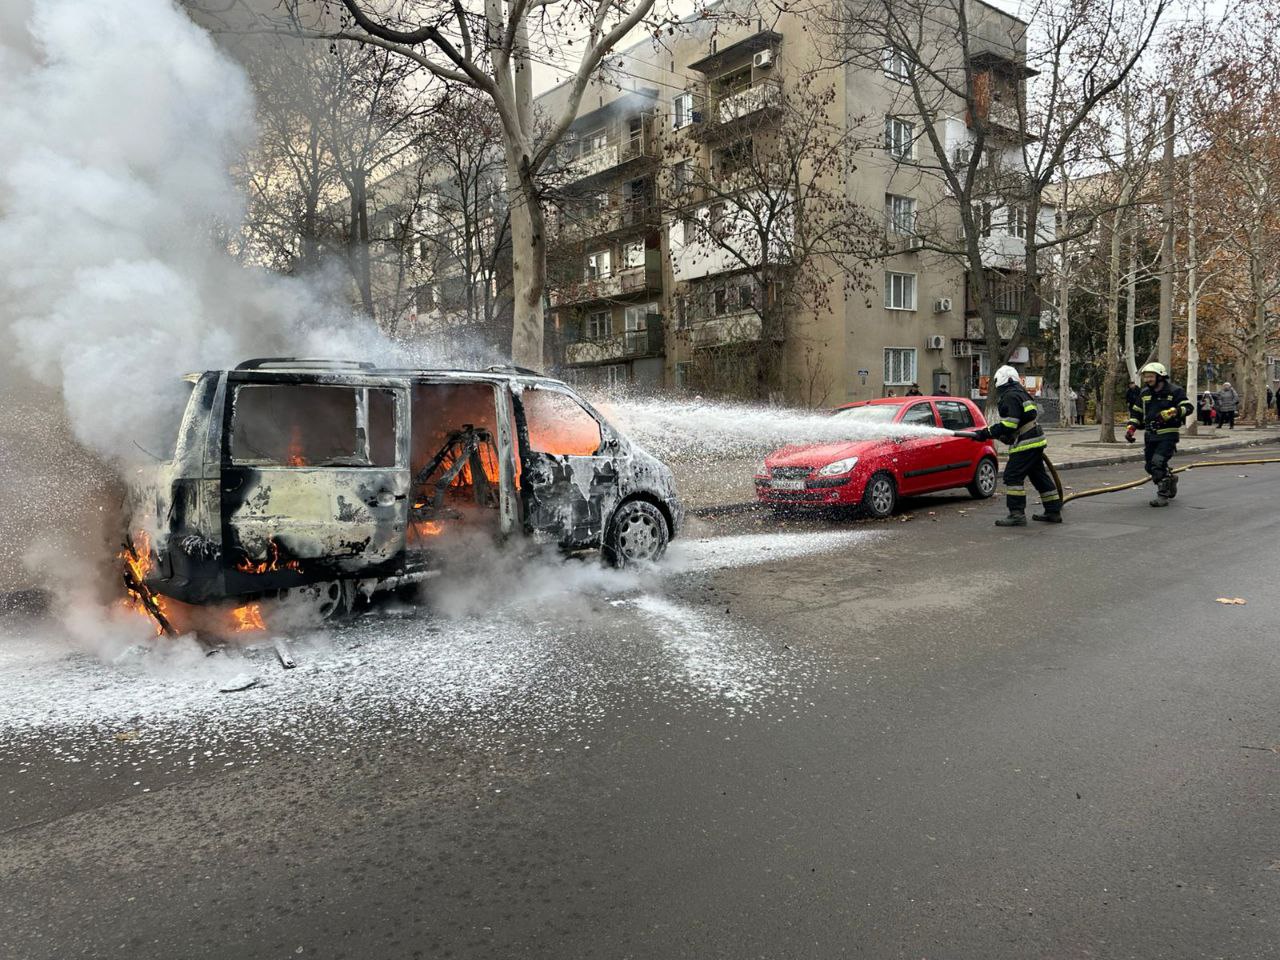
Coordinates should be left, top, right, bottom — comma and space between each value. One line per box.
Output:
1215, 597, 1248, 605
114, 730, 139, 742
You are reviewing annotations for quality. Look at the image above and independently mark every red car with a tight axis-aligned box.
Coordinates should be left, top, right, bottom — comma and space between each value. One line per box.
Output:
754, 396, 999, 517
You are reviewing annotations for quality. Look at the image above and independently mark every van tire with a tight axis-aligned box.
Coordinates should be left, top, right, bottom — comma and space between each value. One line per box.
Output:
603, 500, 669, 567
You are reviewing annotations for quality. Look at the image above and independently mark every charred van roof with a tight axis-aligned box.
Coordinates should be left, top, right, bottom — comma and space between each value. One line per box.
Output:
211, 359, 572, 389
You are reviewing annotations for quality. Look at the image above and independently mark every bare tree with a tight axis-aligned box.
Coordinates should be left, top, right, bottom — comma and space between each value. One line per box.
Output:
255, 0, 692, 370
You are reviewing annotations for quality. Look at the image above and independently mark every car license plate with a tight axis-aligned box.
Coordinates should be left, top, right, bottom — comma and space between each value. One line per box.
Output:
771, 479, 805, 491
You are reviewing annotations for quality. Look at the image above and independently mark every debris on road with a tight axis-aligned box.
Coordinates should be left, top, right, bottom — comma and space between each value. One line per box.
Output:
1215, 597, 1248, 605
273, 638, 296, 670
219, 674, 261, 693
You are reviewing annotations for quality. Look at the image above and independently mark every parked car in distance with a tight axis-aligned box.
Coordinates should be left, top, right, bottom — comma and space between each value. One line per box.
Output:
754, 396, 999, 517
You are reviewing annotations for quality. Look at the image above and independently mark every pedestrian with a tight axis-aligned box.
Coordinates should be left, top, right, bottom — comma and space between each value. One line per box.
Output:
1275, 383, 1280, 421
1126, 361, 1195, 507
905, 383, 922, 396
1216, 381, 1239, 428
886, 389, 896, 397
1075, 389, 1086, 424
1068, 387, 1079, 424
1197, 390, 1215, 427
955, 365, 1062, 526
1267, 385, 1274, 422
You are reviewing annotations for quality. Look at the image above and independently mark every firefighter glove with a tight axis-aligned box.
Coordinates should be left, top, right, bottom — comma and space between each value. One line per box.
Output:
1159, 407, 1178, 422
1125, 425, 1137, 443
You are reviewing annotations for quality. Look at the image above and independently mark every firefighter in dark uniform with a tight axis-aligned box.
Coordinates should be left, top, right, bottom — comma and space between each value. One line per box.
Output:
1126, 361, 1195, 507
958, 365, 1062, 526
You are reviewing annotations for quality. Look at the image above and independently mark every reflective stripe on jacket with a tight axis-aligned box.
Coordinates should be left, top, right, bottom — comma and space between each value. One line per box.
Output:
988, 383, 1045, 453
1127, 379, 1195, 436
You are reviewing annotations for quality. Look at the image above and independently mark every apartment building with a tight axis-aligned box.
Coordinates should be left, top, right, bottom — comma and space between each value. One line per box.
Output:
538, 0, 1050, 403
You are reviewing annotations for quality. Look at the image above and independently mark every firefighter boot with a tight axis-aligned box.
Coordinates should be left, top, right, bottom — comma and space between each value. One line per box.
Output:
1032, 509, 1063, 524
1150, 475, 1174, 507
995, 512, 1028, 527
1165, 474, 1179, 500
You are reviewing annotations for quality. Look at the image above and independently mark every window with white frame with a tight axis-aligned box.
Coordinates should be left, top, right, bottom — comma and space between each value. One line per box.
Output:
624, 302, 657, 331
1006, 204, 1028, 239
884, 116, 916, 160
884, 271, 917, 310
883, 47, 910, 81
886, 194, 917, 235
673, 92, 693, 130
708, 202, 728, 241
585, 249, 612, 280
582, 128, 607, 154
587, 310, 612, 340
884, 348, 917, 385
623, 240, 646, 268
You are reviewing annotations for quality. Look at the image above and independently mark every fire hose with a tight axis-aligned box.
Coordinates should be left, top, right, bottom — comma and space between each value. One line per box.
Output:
1045, 452, 1280, 505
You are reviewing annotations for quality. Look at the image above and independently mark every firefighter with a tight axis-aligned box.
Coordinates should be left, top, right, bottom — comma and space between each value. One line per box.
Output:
1126, 361, 1195, 507
957, 365, 1062, 526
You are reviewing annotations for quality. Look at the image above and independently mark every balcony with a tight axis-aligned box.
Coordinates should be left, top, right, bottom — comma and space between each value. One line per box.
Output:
549, 202, 660, 246
565, 321, 665, 366
684, 309, 763, 347
564, 131, 657, 186
690, 80, 783, 141
548, 265, 661, 307
965, 271, 1041, 322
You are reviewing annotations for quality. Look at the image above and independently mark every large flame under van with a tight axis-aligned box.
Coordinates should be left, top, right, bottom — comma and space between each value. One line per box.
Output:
124, 360, 683, 615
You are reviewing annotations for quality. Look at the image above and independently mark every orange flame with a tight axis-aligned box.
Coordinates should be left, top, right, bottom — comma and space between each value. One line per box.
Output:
236, 539, 302, 575
230, 603, 266, 632
119, 531, 173, 636
286, 423, 306, 467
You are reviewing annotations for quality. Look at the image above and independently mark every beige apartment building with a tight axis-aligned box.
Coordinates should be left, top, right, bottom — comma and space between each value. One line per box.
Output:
537, 0, 1048, 404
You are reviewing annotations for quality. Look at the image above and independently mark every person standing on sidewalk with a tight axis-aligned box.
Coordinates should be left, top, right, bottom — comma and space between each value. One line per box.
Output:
1126, 362, 1195, 507
1217, 382, 1239, 428
957, 366, 1062, 526
1274, 383, 1280, 421
1198, 390, 1215, 427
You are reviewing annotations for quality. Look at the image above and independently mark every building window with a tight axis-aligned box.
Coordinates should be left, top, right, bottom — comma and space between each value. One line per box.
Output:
708, 202, 728, 241
674, 91, 693, 130
714, 288, 728, 315
675, 361, 692, 388
587, 310, 612, 340
1006, 204, 1028, 239
603, 364, 628, 388
586, 249, 611, 280
672, 159, 693, 195
885, 272, 917, 310
735, 281, 756, 312
886, 194, 917, 235
582, 128, 607, 154
972, 202, 994, 238
415, 285, 435, 312
885, 116, 916, 161
623, 240, 646, 268
884, 348, 917, 385
624, 302, 657, 331
883, 48, 910, 81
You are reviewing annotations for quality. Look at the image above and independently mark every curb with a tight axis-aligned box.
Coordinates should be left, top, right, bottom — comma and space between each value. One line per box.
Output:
687, 434, 1280, 518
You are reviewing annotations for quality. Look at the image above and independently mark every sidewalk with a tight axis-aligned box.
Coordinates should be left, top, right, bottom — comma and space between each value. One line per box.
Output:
674, 424, 1280, 515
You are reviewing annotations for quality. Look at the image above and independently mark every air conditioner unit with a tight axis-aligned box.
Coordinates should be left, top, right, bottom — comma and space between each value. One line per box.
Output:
926, 334, 946, 350
753, 49, 775, 69
900, 234, 923, 251
933, 297, 953, 313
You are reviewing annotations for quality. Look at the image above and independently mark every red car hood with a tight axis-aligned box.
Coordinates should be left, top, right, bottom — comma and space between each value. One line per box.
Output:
766, 439, 883, 469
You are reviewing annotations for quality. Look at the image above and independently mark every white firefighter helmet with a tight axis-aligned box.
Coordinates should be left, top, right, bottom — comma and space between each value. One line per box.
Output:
1140, 361, 1168, 378
993, 365, 1021, 387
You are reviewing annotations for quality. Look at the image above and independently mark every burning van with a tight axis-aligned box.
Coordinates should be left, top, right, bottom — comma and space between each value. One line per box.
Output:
122, 360, 683, 621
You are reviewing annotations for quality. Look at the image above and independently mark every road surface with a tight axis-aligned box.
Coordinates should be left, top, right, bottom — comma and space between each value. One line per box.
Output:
1, 452, 1277, 959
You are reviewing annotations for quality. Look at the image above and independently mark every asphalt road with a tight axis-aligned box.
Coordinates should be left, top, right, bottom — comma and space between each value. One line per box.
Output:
2, 451, 1278, 959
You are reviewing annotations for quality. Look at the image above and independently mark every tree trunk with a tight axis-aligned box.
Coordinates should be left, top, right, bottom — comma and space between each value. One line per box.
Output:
1184, 185, 1199, 436
506, 151, 546, 370
1158, 90, 1175, 370
1099, 206, 1125, 443
1124, 232, 1138, 384
350, 169, 375, 319
1057, 205, 1072, 427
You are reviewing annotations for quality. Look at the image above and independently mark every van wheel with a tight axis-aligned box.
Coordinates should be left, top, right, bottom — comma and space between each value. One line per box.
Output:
860, 472, 897, 519
967, 457, 998, 499
603, 500, 669, 567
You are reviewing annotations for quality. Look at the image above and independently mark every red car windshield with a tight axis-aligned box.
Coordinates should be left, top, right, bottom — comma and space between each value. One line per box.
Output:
830, 404, 901, 424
